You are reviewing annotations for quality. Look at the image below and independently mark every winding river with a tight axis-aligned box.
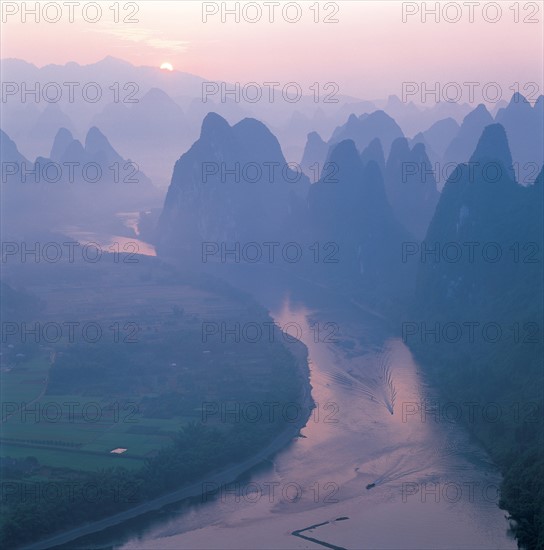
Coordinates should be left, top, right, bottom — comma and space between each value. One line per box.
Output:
62, 268, 515, 550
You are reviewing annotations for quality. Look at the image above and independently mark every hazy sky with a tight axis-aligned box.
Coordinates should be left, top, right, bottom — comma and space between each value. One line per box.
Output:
1, 1, 543, 101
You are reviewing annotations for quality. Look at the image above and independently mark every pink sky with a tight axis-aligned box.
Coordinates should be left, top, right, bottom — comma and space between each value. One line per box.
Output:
1, 1, 543, 100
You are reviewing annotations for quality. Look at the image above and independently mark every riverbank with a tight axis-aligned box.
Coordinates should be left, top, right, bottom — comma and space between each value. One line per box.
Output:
102, 293, 515, 550
22, 339, 314, 550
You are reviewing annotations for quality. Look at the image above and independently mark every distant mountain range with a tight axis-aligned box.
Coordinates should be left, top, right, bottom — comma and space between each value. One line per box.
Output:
1, 126, 159, 232
2, 57, 488, 186
302, 93, 543, 191
156, 94, 543, 306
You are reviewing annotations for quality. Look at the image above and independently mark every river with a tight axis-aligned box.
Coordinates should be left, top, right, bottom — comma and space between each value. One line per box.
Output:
60, 268, 515, 550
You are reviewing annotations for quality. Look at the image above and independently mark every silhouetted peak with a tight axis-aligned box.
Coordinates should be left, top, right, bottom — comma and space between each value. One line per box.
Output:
50, 128, 74, 160
0, 129, 28, 164
63, 139, 86, 159
412, 132, 425, 143
365, 137, 384, 154
141, 87, 178, 106
233, 117, 273, 137
54, 127, 73, 141
464, 103, 492, 126
364, 110, 395, 123
94, 56, 133, 69
1, 58, 37, 70
307, 131, 326, 146
1, 129, 13, 143
233, 117, 284, 157
85, 126, 112, 154
34, 102, 71, 127
388, 137, 410, 159
200, 112, 231, 139
432, 117, 458, 130
360, 138, 385, 169
330, 109, 403, 157
327, 139, 362, 176
386, 95, 402, 108
497, 93, 534, 119
508, 92, 530, 106
469, 123, 513, 170
474, 103, 490, 114
345, 114, 360, 129
411, 142, 427, 158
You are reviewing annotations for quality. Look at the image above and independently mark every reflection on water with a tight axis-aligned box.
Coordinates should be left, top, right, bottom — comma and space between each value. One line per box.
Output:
60, 214, 156, 258
75, 289, 514, 550
116, 212, 142, 236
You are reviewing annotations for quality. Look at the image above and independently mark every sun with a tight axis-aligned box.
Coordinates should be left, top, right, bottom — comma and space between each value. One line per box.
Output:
160, 62, 174, 71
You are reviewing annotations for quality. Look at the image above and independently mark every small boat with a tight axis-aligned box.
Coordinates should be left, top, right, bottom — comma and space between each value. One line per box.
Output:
366, 483, 375, 490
